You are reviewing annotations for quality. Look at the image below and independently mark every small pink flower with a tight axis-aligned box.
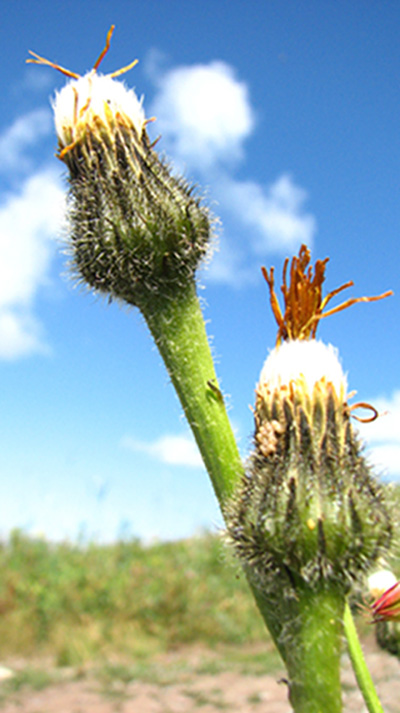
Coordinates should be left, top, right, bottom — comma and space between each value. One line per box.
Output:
371, 581, 400, 622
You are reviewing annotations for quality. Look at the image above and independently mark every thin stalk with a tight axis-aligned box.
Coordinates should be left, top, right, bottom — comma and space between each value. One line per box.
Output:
140, 282, 243, 505
343, 602, 384, 713
285, 584, 344, 713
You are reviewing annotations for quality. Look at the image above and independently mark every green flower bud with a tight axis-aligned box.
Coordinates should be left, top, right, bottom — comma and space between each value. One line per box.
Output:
227, 246, 393, 591
28, 26, 212, 307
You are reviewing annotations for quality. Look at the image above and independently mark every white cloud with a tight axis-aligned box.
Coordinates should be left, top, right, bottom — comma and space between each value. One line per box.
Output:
0, 167, 65, 359
150, 59, 316, 283
151, 61, 254, 170
0, 310, 49, 360
357, 390, 400, 479
201, 235, 250, 286
217, 173, 316, 253
0, 109, 52, 174
121, 433, 203, 468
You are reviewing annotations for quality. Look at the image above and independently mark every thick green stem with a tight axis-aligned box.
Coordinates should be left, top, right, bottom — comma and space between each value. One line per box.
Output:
343, 602, 384, 713
284, 584, 344, 713
140, 282, 243, 505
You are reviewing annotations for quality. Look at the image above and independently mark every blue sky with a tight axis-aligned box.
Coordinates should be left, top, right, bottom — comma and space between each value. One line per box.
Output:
0, 0, 399, 542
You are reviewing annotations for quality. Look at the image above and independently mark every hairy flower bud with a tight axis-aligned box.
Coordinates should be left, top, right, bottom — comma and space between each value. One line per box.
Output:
227, 246, 392, 590
28, 27, 212, 307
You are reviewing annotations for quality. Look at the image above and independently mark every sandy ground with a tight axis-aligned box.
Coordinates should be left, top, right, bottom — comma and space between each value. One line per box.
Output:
1, 638, 399, 713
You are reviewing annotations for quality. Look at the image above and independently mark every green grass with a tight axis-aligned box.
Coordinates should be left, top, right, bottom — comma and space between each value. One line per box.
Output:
1, 481, 399, 669
0, 667, 59, 706
0, 529, 285, 704
0, 643, 284, 708
1, 493, 398, 709
0, 529, 268, 664
193, 645, 282, 676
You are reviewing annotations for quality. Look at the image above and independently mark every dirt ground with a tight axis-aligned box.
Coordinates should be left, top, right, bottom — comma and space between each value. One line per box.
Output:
1, 637, 399, 713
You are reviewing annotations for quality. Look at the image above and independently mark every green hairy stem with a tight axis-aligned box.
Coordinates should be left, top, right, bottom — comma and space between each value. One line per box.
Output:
140, 282, 243, 505
285, 585, 344, 713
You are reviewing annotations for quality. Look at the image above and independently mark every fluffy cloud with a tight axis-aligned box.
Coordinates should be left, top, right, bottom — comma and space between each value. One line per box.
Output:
0, 109, 52, 174
0, 310, 48, 360
0, 167, 64, 359
0, 107, 65, 360
121, 433, 203, 468
151, 61, 254, 170
149, 59, 316, 282
217, 173, 316, 253
357, 390, 400, 480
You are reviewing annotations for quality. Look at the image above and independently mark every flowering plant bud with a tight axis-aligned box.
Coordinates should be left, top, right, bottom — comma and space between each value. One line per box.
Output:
227, 245, 392, 590
371, 581, 400, 622
367, 568, 397, 600
27, 26, 212, 307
